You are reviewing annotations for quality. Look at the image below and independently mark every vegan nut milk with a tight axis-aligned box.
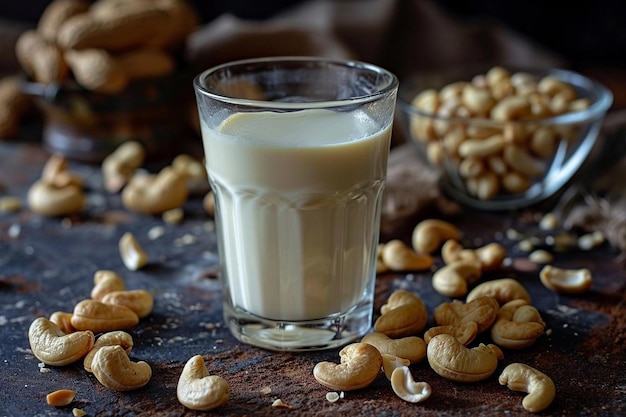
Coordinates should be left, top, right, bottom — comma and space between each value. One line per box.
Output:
202, 108, 391, 321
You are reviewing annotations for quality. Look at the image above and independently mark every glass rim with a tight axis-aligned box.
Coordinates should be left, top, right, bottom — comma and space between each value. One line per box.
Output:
193, 56, 399, 109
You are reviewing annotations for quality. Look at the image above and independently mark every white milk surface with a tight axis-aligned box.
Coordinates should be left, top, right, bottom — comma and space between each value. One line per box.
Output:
202, 109, 391, 321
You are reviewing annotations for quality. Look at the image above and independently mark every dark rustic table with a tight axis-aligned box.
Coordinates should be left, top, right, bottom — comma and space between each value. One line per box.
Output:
1, 137, 625, 417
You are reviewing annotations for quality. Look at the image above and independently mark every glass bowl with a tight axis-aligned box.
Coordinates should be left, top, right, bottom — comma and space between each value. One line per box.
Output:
397, 66, 613, 210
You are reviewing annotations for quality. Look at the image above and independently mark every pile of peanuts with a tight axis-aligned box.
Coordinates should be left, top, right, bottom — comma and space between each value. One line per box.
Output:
15, 0, 198, 94
409, 66, 591, 200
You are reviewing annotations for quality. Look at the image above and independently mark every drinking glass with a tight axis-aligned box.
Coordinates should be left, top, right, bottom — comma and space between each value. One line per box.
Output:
194, 56, 398, 351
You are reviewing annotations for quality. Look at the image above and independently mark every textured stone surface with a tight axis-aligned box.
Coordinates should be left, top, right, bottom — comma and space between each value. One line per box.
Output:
1, 140, 624, 416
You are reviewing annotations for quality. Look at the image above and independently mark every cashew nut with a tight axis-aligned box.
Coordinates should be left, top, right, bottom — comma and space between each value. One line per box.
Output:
90, 270, 125, 301
27, 180, 85, 217
381, 354, 410, 380
91, 345, 152, 391
102, 141, 145, 193
118, 232, 149, 271
466, 278, 531, 305
499, 363, 556, 412
427, 334, 499, 382
433, 296, 499, 333
441, 240, 479, 265
177, 355, 230, 411
171, 154, 210, 195
539, 265, 593, 294
374, 289, 428, 337
390, 366, 432, 403
361, 332, 426, 364
412, 219, 461, 254
423, 321, 478, 346
41, 154, 82, 188
381, 239, 434, 271
28, 317, 94, 366
121, 166, 189, 214
491, 299, 545, 349
101, 289, 154, 318
71, 299, 139, 333
432, 259, 482, 298
84, 331, 133, 373
49, 311, 75, 334
313, 343, 382, 391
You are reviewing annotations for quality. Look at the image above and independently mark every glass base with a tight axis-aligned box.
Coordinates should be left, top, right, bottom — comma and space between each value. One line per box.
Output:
223, 301, 373, 351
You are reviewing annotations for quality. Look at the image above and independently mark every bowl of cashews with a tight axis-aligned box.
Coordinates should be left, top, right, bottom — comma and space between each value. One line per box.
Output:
397, 66, 613, 210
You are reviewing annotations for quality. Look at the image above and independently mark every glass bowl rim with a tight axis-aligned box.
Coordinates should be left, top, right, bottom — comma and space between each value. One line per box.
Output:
398, 66, 613, 127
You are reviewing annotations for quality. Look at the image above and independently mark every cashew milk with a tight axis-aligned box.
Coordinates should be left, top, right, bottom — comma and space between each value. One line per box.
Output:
202, 109, 391, 321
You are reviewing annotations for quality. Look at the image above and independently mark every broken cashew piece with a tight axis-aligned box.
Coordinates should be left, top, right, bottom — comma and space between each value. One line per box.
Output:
381, 354, 411, 380
28, 317, 94, 366
390, 366, 432, 403
539, 265, 593, 294
46, 389, 76, 407
119, 232, 149, 271
499, 363, 556, 412
177, 355, 230, 411
361, 332, 426, 364
427, 334, 499, 382
313, 343, 382, 391
91, 345, 152, 391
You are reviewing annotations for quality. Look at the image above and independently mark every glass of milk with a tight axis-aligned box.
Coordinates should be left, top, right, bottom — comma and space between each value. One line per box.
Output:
194, 57, 398, 351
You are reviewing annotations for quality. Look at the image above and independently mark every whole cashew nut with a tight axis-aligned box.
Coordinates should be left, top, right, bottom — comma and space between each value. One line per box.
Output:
90, 270, 125, 301
177, 355, 230, 411
499, 363, 556, 412
432, 259, 482, 298
466, 278, 531, 305
101, 289, 154, 319
28, 317, 95, 366
27, 180, 85, 217
121, 166, 189, 214
375, 289, 428, 337
91, 345, 152, 391
423, 321, 478, 346
390, 366, 432, 403
71, 299, 139, 333
102, 141, 145, 193
83, 331, 133, 373
381, 239, 434, 271
433, 296, 499, 333
412, 219, 461, 254
491, 299, 546, 349
427, 334, 499, 382
361, 332, 426, 364
313, 343, 382, 391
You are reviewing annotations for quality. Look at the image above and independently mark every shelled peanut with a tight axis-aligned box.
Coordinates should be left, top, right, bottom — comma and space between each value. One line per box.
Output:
409, 66, 590, 200
15, 0, 199, 93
